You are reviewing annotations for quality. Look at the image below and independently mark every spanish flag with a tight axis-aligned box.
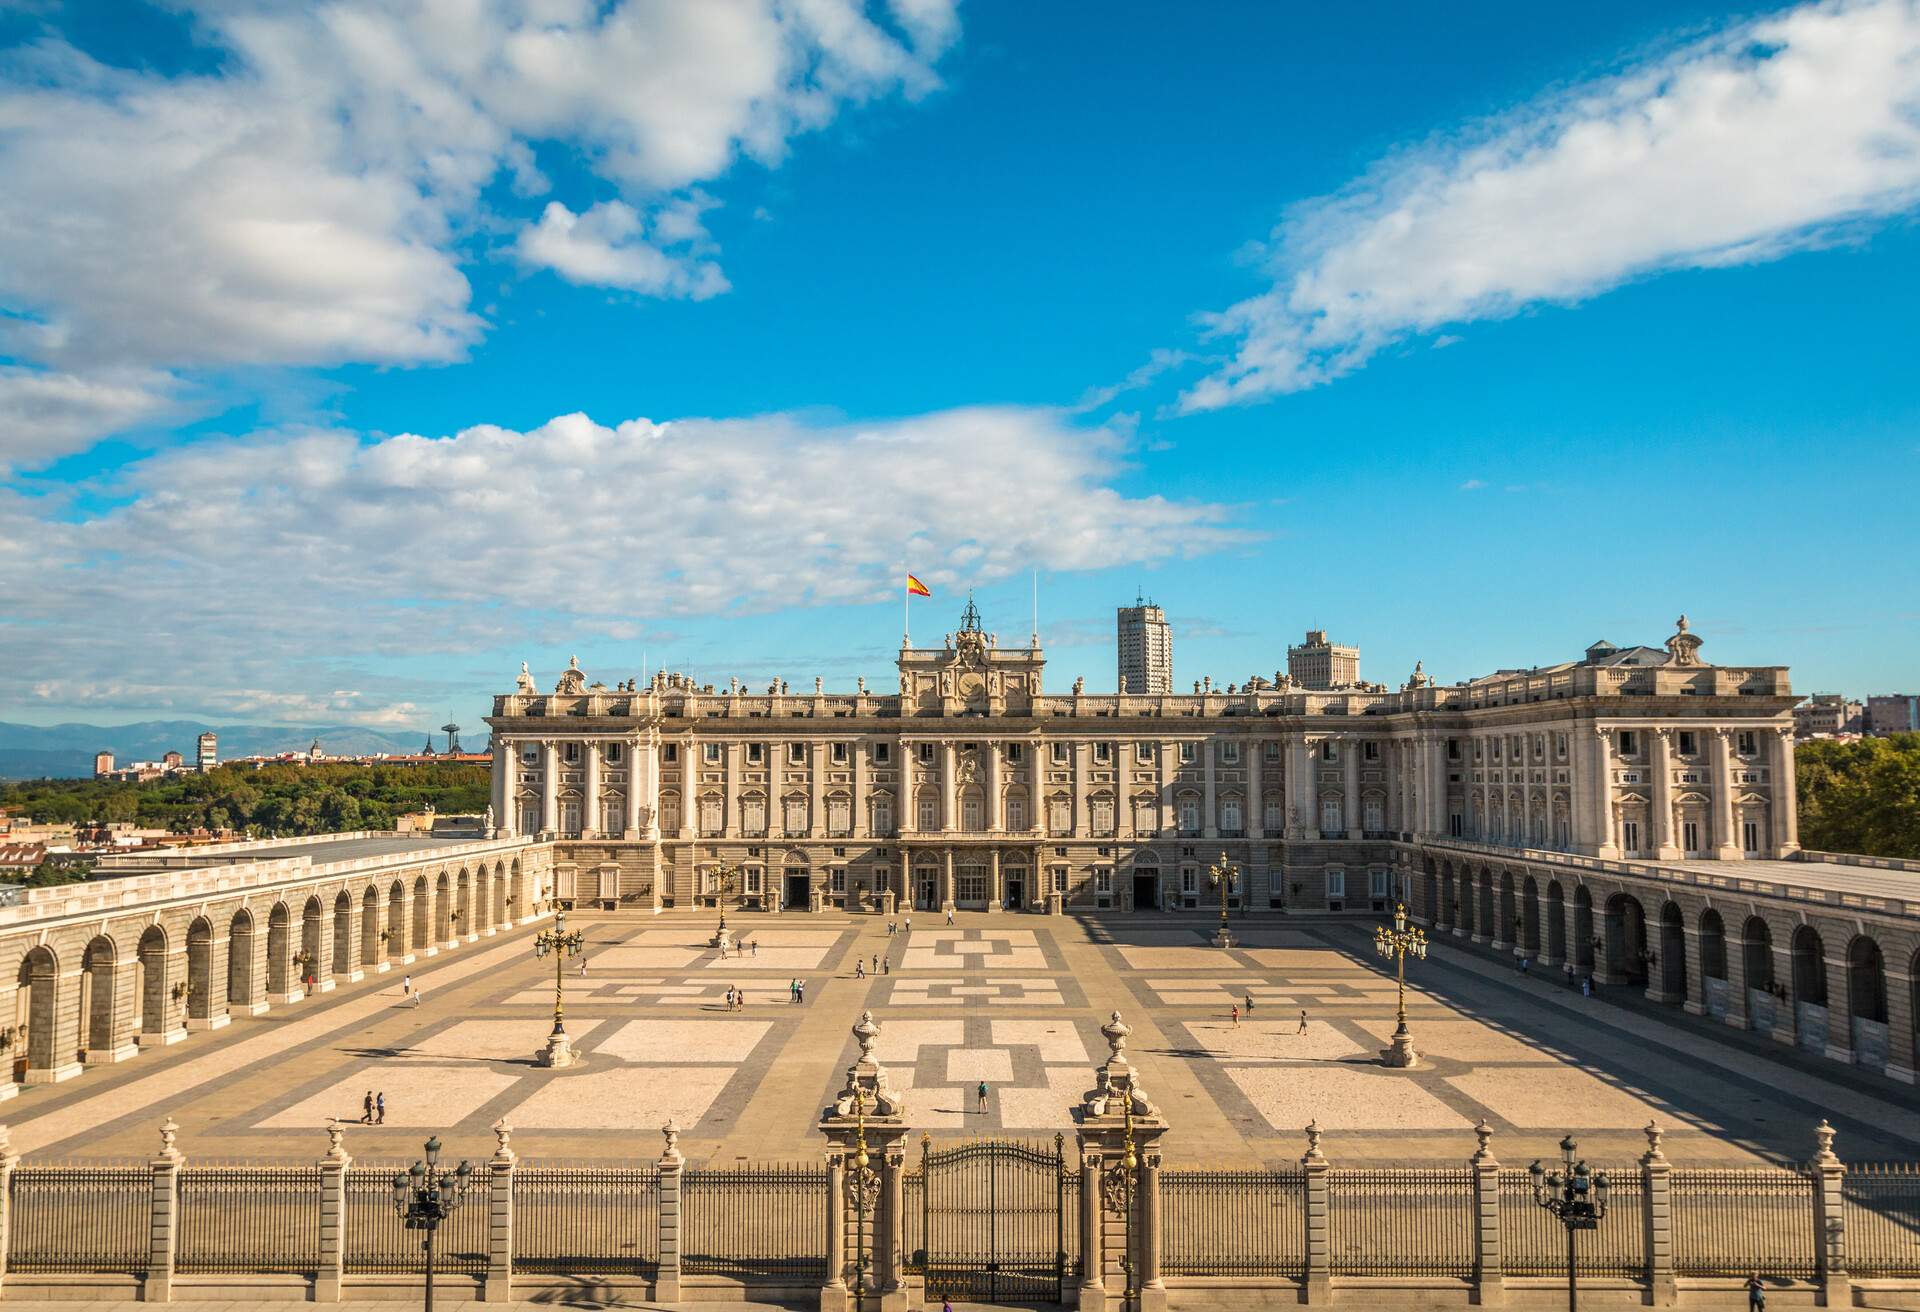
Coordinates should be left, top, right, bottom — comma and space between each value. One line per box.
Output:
906, 574, 931, 597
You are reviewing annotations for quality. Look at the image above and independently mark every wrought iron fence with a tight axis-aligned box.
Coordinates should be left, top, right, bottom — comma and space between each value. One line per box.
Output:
1671, 1168, 1815, 1277
1162, 1169, 1305, 1277
1845, 1163, 1920, 1276
682, 1163, 826, 1281
342, 1163, 491, 1275
513, 1164, 658, 1275
1329, 1168, 1474, 1277
176, 1165, 322, 1274
7, 1164, 149, 1274
1498, 1168, 1643, 1276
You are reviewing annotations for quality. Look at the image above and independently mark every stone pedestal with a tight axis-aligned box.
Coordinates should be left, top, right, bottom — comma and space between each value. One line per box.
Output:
1212, 925, 1234, 949
710, 922, 734, 954
880, 889, 897, 917
819, 1011, 911, 1312
1379, 1018, 1422, 1069
1077, 1011, 1170, 1312
535, 1026, 578, 1068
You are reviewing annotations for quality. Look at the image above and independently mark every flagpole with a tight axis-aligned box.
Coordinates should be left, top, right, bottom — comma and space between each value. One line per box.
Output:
903, 569, 910, 648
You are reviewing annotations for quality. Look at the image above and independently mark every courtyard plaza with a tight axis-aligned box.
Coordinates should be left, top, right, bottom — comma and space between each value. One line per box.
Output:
6, 908, 1916, 1168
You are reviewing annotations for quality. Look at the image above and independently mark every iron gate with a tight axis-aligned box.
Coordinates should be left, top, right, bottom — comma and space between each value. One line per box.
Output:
911, 1137, 1067, 1304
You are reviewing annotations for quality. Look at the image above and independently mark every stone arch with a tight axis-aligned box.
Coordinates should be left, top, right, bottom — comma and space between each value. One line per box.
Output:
332, 891, 354, 975
1847, 936, 1888, 1023
266, 901, 293, 997
1571, 885, 1595, 975
1790, 925, 1826, 1005
1742, 916, 1776, 993
186, 917, 214, 1021
228, 907, 258, 1009
1545, 881, 1567, 964
136, 924, 168, 1037
510, 860, 527, 921
300, 896, 323, 987
1699, 909, 1728, 980
411, 874, 430, 948
434, 872, 452, 944
1520, 876, 1541, 955
386, 880, 407, 959
492, 863, 508, 928
1657, 901, 1687, 1002
15, 945, 58, 1077
1604, 892, 1648, 986
360, 887, 381, 966
80, 935, 117, 1060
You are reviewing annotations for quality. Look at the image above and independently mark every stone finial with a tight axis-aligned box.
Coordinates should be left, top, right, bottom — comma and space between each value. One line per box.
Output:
1813, 1119, 1838, 1164
1303, 1120, 1326, 1165
157, 1116, 182, 1162
1642, 1120, 1667, 1165
324, 1118, 348, 1163
491, 1118, 515, 1163
1101, 1010, 1131, 1067
661, 1119, 682, 1163
1472, 1119, 1496, 1164
854, 1010, 880, 1063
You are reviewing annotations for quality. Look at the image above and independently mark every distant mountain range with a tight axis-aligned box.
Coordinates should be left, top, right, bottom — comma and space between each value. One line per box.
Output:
0, 720, 468, 780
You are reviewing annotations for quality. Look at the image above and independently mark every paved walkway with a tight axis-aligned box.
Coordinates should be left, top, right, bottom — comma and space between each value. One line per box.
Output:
3, 910, 1914, 1167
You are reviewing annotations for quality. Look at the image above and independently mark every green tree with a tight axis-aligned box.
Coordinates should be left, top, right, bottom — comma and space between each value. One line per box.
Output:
1797, 734, 1920, 859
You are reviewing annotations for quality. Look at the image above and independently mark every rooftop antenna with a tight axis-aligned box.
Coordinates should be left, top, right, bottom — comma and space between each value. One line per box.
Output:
441, 712, 461, 755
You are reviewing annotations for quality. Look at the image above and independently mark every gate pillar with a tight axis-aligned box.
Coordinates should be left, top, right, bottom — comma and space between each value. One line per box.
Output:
1075, 1011, 1169, 1312
821, 1010, 912, 1312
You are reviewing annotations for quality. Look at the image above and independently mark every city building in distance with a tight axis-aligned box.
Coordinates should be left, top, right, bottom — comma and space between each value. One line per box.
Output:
1288, 628, 1361, 690
1867, 693, 1920, 737
1116, 594, 1172, 694
196, 731, 217, 773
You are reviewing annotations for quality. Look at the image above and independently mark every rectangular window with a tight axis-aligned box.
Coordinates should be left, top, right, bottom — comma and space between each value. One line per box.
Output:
1051, 742, 1070, 765
831, 742, 848, 765
830, 868, 846, 894
747, 743, 764, 764
1265, 741, 1280, 761
563, 742, 581, 764
874, 742, 890, 763
1327, 869, 1346, 898
1737, 731, 1757, 756
789, 743, 806, 765
703, 742, 721, 763
1094, 867, 1112, 894
1682, 820, 1700, 852
1006, 743, 1022, 763
744, 867, 763, 894
1743, 820, 1760, 853
1447, 739, 1462, 761
1181, 867, 1197, 894
1678, 731, 1697, 757
1369, 869, 1389, 898
1264, 799, 1285, 832
1178, 799, 1199, 834
1221, 799, 1242, 832
1448, 811, 1464, 837
1053, 868, 1068, 893
1179, 742, 1196, 764
1139, 742, 1157, 762
1623, 819, 1641, 852
785, 799, 807, 834
1363, 741, 1379, 762
918, 742, 935, 764
605, 743, 623, 764
1490, 739, 1501, 761
1321, 741, 1336, 761
1094, 741, 1112, 764
1049, 798, 1071, 834
1092, 798, 1114, 833
1555, 733, 1568, 759
1619, 730, 1638, 756
1222, 741, 1240, 764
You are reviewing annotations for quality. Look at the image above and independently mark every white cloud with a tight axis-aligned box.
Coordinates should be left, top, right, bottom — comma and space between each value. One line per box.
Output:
0, 367, 186, 468
0, 0, 960, 459
0, 405, 1244, 722
1458, 478, 1487, 491
1181, 0, 1920, 411
517, 199, 729, 298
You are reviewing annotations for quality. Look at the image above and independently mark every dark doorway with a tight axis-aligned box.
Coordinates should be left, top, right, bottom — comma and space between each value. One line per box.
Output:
1004, 876, 1024, 910
1133, 873, 1158, 910
784, 873, 811, 911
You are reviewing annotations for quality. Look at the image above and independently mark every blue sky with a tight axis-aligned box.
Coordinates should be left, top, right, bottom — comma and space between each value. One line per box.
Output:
0, 0, 1916, 731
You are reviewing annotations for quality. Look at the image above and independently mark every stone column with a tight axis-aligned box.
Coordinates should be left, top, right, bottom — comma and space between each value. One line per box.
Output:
483, 1120, 515, 1302
1072, 741, 1088, 838
679, 735, 696, 839
1711, 729, 1740, 859
988, 848, 1002, 915
1302, 1122, 1330, 1305
1201, 739, 1218, 839
1811, 1120, 1849, 1306
1586, 728, 1619, 858
1342, 740, 1360, 837
627, 734, 645, 837
854, 742, 870, 840
1641, 1122, 1674, 1306
1286, 738, 1310, 839
316, 1121, 350, 1302
1157, 740, 1175, 835
769, 737, 784, 839
819, 1012, 912, 1312
941, 848, 954, 914
724, 741, 741, 838
1030, 739, 1045, 834
987, 742, 1003, 832
582, 740, 601, 838
1116, 740, 1135, 840
942, 741, 957, 833
145, 1118, 183, 1303
812, 742, 827, 839
1648, 729, 1676, 858
1470, 1121, 1503, 1306
0, 1126, 14, 1295
1140, 1145, 1165, 1309
1773, 727, 1801, 856
1077, 1145, 1104, 1312
657, 1121, 684, 1302
493, 738, 514, 837
540, 739, 559, 838
1247, 739, 1263, 840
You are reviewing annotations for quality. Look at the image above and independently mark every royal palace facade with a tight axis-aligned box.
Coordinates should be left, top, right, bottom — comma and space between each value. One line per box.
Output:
486, 605, 1801, 919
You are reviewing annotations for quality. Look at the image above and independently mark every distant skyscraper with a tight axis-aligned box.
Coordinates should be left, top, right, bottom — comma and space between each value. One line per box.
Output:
196, 731, 218, 773
1117, 595, 1173, 694
1287, 629, 1360, 690
93, 750, 115, 779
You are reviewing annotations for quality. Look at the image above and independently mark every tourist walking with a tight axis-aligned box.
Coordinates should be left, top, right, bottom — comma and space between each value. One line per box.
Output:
401, 974, 412, 997
1747, 1275, 1766, 1312
579, 957, 588, 977
797, 979, 806, 1003
1581, 975, 1593, 998
375, 1092, 386, 1125
362, 1090, 375, 1124
411, 986, 423, 1008
1244, 992, 1255, 1015
945, 906, 954, 926
904, 916, 912, 934
881, 957, 889, 975
1297, 1008, 1308, 1035
977, 1081, 990, 1115
855, 960, 866, 980
1230, 1003, 1239, 1028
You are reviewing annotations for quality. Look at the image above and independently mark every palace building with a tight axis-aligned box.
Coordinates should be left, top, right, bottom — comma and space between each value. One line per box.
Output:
485, 603, 1801, 918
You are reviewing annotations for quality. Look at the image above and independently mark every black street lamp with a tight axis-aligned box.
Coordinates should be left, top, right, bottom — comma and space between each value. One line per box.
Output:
1528, 1135, 1610, 1312
390, 1135, 476, 1312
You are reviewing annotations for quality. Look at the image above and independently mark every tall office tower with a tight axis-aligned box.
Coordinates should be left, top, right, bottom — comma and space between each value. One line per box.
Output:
196, 732, 218, 773
1117, 596, 1173, 694
1287, 629, 1361, 690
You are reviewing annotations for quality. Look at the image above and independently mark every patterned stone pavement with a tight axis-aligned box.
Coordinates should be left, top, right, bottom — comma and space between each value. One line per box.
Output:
5, 910, 1919, 1168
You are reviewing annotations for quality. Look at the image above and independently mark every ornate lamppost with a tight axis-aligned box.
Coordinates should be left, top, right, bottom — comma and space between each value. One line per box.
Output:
1206, 852, 1239, 949
708, 860, 740, 952
1374, 900, 1427, 1068
845, 1083, 881, 1309
390, 1135, 476, 1312
1100, 1092, 1139, 1312
1529, 1135, 1610, 1312
532, 906, 584, 1067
